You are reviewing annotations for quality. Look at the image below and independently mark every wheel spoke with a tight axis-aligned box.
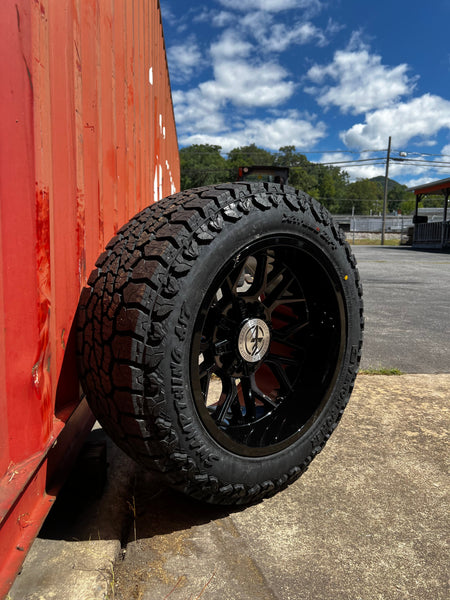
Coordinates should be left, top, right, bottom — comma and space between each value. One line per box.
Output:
214, 378, 239, 424
265, 270, 306, 314
245, 252, 269, 300
241, 375, 256, 421
200, 370, 211, 400
199, 349, 215, 376
199, 353, 216, 401
250, 374, 277, 409
265, 357, 297, 395
222, 262, 247, 298
267, 352, 298, 367
272, 319, 309, 344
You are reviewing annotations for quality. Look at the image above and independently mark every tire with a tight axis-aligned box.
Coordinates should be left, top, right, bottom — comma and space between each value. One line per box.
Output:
77, 182, 363, 505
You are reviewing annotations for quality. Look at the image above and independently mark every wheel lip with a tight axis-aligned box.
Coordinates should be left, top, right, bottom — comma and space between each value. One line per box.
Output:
189, 233, 348, 458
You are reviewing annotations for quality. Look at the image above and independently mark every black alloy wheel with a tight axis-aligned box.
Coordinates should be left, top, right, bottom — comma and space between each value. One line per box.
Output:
191, 236, 345, 457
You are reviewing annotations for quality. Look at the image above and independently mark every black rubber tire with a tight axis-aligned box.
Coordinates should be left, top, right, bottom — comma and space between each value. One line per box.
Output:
77, 182, 363, 505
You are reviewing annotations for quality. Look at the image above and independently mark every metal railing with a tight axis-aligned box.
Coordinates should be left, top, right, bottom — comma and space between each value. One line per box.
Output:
413, 221, 450, 248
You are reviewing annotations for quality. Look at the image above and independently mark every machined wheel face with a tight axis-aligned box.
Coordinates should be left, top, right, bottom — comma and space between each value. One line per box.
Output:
191, 236, 346, 457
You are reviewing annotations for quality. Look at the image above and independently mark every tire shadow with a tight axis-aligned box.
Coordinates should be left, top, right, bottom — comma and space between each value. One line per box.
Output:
39, 428, 234, 544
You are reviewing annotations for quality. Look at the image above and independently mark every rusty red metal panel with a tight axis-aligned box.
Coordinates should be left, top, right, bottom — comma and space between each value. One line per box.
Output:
0, 0, 179, 595
113, 0, 129, 229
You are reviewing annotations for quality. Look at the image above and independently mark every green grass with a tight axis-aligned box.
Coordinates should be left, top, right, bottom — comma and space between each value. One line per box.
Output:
359, 368, 404, 376
349, 238, 401, 246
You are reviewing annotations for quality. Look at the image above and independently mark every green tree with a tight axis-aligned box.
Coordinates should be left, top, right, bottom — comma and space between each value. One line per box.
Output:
275, 146, 309, 167
227, 144, 274, 179
289, 167, 318, 195
343, 179, 383, 215
422, 194, 445, 208
315, 166, 349, 211
275, 146, 319, 195
387, 183, 415, 213
180, 144, 229, 190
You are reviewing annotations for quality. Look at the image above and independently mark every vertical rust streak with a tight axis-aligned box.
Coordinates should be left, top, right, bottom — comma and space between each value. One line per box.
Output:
32, 0, 54, 439
131, 0, 137, 212
73, 0, 86, 286
111, 0, 118, 233
95, 0, 104, 248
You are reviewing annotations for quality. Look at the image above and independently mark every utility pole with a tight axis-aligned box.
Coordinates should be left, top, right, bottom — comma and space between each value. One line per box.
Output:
381, 136, 391, 245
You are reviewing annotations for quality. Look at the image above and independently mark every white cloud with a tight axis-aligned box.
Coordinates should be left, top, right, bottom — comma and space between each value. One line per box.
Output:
178, 112, 327, 152
345, 165, 385, 180
319, 151, 350, 164
171, 13, 303, 149
317, 151, 386, 180
210, 30, 253, 60
167, 37, 205, 82
167, 0, 337, 157
172, 89, 227, 134
403, 175, 439, 188
315, 139, 450, 184
341, 94, 450, 149
247, 115, 326, 149
160, 4, 177, 26
178, 134, 244, 154
199, 10, 333, 58
441, 144, 450, 157
200, 60, 295, 108
306, 47, 414, 114
237, 11, 273, 40
264, 22, 327, 51
218, 0, 322, 13
212, 11, 235, 27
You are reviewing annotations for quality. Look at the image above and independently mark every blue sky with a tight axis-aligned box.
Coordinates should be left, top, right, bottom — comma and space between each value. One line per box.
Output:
161, 0, 450, 187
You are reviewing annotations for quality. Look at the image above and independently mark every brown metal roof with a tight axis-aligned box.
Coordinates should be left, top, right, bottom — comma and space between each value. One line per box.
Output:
407, 177, 450, 195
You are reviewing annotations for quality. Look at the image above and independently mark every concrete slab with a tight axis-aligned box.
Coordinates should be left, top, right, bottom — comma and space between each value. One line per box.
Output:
108, 374, 449, 600
15, 374, 442, 600
228, 374, 450, 600
8, 434, 135, 600
9, 538, 120, 600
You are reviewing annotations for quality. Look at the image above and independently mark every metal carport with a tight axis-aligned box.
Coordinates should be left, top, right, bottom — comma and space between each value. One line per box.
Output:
407, 177, 450, 249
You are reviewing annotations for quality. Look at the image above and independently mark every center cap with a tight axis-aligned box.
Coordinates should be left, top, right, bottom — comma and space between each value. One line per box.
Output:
238, 318, 271, 363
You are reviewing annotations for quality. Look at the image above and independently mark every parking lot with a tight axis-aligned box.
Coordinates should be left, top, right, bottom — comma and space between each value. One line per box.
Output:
354, 246, 450, 373
10, 246, 450, 600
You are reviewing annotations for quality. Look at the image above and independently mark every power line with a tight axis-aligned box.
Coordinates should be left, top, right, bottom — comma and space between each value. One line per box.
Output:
183, 162, 450, 172
181, 147, 450, 159
181, 148, 388, 156
319, 157, 386, 165
392, 149, 450, 158
391, 159, 450, 166
389, 163, 450, 170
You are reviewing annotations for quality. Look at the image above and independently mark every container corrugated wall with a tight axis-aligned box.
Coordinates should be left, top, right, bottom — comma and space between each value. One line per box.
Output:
0, 1, 179, 594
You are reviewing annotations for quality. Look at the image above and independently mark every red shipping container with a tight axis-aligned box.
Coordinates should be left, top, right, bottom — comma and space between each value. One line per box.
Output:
0, 0, 179, 595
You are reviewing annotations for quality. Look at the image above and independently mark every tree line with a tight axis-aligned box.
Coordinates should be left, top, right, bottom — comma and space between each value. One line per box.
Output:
180, 143, 442, 215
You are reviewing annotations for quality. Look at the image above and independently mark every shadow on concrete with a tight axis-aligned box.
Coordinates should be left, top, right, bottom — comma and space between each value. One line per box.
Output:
39, 430, 234, 546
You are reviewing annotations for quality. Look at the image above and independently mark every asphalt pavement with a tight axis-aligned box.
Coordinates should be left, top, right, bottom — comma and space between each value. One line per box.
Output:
8, 246, 450, 600
354, 246, 450, 373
